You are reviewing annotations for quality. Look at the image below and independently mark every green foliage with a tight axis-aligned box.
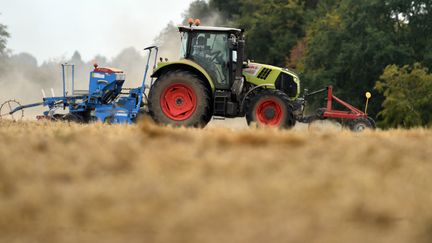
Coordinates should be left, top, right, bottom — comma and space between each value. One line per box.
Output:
182, 0, 213, 24
0, 22, 9, 55
0, 19, 10, 75
211, 0, 305, 67
300, 0, 432, 120
210, 0, 242, 19
375, 63, 432, 128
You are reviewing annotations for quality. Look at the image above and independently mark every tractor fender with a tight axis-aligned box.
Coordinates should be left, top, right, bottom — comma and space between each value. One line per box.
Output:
239, 83, 275, 113
151, 60, 215, 92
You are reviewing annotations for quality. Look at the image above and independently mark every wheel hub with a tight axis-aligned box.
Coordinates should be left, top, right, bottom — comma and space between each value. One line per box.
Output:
255, 98, 283, 126
175, 97, 184, 106
160, 83, 197, 121
356, 123, 366, 131
263, 108, 276, 120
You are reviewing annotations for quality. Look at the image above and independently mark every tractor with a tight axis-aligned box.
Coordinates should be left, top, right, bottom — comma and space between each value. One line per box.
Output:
147, 19, 300, 128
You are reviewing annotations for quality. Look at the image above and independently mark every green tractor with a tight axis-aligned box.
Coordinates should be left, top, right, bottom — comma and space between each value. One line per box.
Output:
148, 21, 301, 128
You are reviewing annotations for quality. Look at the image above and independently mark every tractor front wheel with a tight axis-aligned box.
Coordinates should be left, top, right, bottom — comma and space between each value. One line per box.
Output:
245, 89, 296, 129
148, 70, 212, 127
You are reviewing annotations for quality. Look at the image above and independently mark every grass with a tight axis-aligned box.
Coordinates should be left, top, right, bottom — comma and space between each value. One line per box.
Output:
0, 119, 431, 243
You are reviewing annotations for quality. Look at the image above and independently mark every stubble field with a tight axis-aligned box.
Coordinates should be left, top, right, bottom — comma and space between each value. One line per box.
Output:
0, 119, 431, 243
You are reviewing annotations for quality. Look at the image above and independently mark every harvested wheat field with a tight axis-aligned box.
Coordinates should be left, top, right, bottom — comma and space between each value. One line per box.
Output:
0, 119, 431, 243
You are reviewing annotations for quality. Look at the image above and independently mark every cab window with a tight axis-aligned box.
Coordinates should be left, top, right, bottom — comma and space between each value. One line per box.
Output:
180, 32, 188, 59
189, 32, 229, 89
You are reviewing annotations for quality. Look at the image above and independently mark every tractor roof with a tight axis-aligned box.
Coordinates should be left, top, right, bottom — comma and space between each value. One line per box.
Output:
178, 26, 242, 34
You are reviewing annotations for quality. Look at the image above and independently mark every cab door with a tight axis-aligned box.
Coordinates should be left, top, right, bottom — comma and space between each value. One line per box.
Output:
189, 32, 230, 89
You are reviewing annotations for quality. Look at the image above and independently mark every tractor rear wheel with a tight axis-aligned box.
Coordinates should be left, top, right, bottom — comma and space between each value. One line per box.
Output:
148, 70, 212, 127
246, 89, 296, 128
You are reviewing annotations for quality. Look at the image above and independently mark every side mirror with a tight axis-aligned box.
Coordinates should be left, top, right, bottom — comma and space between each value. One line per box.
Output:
228, 34, 237, 49
228, 39, 235, 49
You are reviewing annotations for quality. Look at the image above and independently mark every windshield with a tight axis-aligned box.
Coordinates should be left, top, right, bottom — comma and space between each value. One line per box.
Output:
180, 32, 188, 59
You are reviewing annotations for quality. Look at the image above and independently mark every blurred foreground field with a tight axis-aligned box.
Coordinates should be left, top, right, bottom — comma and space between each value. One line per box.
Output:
0, 120, 431, 243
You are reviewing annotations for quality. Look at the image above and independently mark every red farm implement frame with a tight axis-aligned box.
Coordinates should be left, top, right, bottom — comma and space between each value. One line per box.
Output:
298, 85, 375, 131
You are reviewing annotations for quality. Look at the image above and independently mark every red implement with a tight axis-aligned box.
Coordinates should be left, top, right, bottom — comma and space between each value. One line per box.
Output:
322, 86, 368, 120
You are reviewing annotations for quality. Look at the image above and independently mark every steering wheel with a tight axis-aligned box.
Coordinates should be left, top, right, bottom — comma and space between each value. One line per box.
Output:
210, 50, 222, 62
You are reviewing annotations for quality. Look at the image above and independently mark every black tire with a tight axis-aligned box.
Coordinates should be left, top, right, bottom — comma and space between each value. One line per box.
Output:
148, 70, 212, 127
245, 89, 296, 129
63, 113, 85, 123
349, 118, 373, 132
367, 117, 376, 129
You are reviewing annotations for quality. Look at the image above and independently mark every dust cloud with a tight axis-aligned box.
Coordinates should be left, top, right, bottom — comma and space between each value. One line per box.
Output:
0, 48, 153, 119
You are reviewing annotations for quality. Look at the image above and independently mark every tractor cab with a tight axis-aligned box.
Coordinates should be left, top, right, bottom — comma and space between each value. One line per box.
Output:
178, 26, 245, 90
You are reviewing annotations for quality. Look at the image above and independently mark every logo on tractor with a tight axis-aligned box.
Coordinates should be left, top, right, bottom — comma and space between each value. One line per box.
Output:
244, 64, 262, 76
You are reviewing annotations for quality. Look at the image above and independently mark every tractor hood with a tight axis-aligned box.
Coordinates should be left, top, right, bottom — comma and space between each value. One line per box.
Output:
243, 62, 301, 99
243, 63, 299, 79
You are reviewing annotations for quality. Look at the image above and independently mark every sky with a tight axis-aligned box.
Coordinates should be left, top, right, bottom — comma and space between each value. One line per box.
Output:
0, 0, 194, 64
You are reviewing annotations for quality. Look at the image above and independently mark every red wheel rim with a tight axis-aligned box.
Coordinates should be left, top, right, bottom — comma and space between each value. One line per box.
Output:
160, 83, 197, 121
255, 98, 284, 126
